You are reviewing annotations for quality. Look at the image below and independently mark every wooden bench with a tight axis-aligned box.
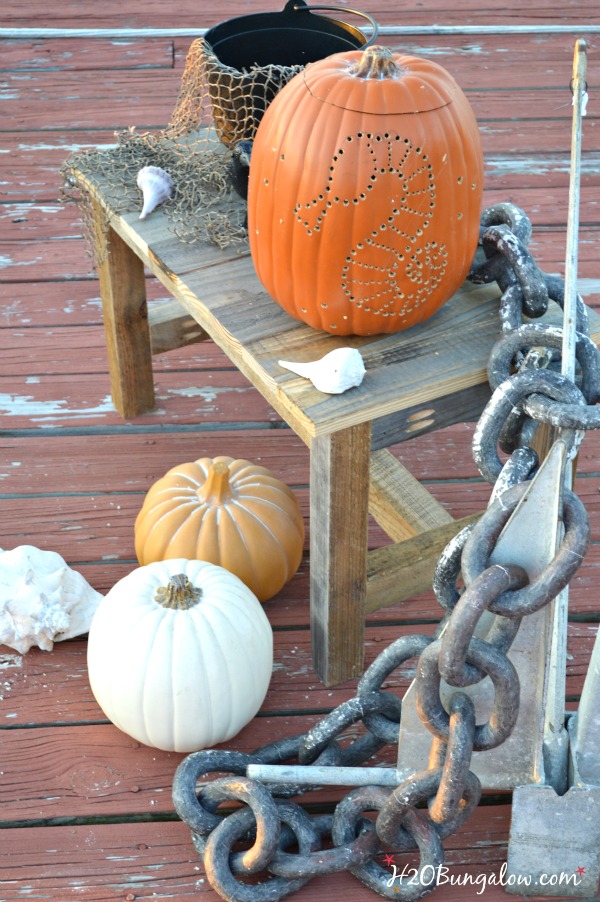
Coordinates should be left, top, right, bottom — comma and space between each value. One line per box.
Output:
75, 171, 596, 686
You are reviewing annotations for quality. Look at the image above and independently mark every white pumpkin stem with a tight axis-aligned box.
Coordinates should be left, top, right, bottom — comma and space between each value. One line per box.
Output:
154, 574, 202, 610
198, 461, 233, 504
351, 45, 404, 80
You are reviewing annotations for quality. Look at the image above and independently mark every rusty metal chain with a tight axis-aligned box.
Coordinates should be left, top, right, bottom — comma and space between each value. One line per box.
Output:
172, 203, 597, 902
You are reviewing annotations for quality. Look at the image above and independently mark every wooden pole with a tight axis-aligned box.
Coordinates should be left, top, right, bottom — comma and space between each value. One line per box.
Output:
562, 39, 587, 390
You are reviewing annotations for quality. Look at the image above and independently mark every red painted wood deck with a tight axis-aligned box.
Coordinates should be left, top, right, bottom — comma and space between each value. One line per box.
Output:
1, 2, 599, 899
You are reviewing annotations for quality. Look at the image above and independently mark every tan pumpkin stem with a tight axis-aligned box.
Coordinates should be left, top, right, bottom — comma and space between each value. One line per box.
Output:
154, 574, 203, 610
198, 460, 233, 504
350, 45, 405, 80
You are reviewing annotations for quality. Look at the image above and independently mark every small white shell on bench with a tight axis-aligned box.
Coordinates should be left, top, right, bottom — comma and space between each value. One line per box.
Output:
279, 347, 366, 394
0, 545, 103, 653
137, 165, 174, 220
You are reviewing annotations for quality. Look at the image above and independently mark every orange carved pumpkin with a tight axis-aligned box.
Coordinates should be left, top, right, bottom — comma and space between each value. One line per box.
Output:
134, 457, 305, 602
248, 46, 483, 336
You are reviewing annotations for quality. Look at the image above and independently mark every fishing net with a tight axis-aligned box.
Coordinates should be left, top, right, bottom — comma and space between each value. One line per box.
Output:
61, 37, 303, 255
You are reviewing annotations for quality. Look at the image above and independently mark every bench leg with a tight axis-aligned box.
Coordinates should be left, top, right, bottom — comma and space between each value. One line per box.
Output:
309, 423, 371, 686
93, 203, 155, 418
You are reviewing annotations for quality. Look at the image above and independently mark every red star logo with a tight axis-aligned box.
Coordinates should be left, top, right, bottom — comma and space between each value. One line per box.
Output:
384, 853, 395, 867
577, 867, 586, 876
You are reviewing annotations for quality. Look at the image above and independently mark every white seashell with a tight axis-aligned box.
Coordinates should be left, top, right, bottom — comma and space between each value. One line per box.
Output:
278, 347, 366, 394
0, 545, 103, 654
136, 165, 174, 220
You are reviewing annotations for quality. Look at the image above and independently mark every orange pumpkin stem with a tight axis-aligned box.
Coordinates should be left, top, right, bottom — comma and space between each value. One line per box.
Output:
350, 45, 405, 80
154, 574, 203, 610
199, 460, 234, 505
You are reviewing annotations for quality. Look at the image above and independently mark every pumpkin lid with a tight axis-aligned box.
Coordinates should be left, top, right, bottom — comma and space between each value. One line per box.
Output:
302, 46, 458, 115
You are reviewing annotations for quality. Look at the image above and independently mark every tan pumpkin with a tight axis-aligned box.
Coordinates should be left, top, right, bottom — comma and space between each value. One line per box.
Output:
134, 456, 305, 602
248, 45, 484, 335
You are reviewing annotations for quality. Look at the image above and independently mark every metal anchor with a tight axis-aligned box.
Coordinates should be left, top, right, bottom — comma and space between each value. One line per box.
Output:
395, 439, 573, 788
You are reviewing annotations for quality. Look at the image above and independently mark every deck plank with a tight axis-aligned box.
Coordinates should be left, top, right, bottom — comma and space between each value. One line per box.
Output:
1, 618, 595, 730
5, 74, 600, 130
0, 811, 582, 902
0, 810, 516, 902
2, 0, 599, 27
2, 37, 174, 69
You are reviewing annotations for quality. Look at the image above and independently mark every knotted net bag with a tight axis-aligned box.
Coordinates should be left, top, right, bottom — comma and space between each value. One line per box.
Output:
61, 38, 302, 252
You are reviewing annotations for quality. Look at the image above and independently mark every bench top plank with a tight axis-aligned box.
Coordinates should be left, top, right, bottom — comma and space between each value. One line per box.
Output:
75, 167, 598, 443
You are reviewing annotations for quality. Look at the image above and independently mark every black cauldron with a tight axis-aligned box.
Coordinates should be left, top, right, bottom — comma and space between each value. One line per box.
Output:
201, 1, 379, 146
204, 0, 378, 70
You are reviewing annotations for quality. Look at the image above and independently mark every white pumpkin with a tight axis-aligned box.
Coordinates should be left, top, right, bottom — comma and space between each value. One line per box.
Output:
87, 559, 273, 753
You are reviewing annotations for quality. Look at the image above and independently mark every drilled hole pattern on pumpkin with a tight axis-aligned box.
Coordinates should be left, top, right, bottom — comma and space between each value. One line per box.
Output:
293, 132, 449, 318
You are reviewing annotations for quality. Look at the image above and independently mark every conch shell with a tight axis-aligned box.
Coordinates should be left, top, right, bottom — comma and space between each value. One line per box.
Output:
0, 545, 103, 653
278, 347, 366, 394
136, 165, 174, 220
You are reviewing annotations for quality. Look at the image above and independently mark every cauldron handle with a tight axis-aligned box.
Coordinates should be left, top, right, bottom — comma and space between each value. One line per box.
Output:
288, 0, 380, 47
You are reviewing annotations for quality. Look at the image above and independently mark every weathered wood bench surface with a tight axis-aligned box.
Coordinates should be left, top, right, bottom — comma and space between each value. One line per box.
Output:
1, 1, 599, 899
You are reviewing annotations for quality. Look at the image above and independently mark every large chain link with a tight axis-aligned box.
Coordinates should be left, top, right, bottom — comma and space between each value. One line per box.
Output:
172, 203, 597, 902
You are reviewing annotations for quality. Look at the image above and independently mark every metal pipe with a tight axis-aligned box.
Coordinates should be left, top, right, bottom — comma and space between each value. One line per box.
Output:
1, 25, 600, 39
247, 763, 403, 787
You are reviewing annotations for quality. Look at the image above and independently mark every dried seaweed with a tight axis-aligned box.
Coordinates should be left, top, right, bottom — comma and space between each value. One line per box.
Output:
61, 37, 302, 256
